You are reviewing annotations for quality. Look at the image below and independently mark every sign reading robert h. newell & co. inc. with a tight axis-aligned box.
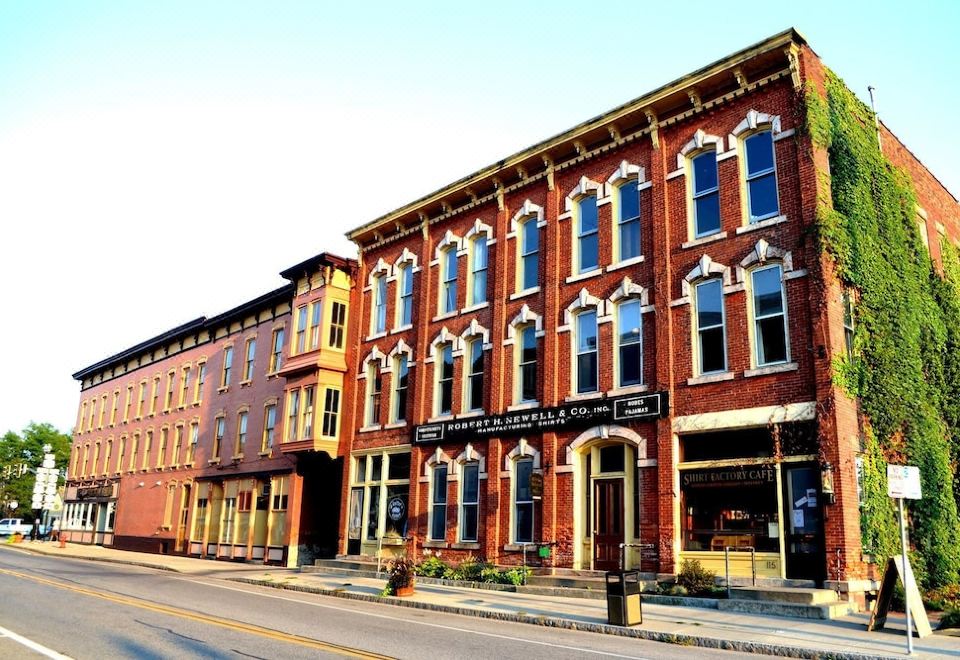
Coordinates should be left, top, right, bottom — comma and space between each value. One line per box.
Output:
413, 392, 668, 444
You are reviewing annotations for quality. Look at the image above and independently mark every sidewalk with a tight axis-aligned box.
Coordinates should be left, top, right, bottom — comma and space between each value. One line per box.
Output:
6, 541, 960, 659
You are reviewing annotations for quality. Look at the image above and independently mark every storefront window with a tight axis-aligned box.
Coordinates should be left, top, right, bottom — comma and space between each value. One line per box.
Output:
681, 466, 779, 553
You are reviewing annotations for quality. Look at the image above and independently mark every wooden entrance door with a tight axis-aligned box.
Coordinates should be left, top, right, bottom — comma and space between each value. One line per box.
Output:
594, 479, 624, 571
175, 484, 191, 553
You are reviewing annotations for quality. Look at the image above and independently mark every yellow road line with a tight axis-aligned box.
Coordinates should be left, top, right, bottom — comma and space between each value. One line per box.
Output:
0, 568, 392, 660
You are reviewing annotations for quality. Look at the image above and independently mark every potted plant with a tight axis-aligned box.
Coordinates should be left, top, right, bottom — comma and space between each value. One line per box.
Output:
386, 557, 416, 597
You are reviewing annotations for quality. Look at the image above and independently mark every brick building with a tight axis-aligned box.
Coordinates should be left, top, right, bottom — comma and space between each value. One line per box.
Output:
343, 27, 960, 601
65, 254, 357, 567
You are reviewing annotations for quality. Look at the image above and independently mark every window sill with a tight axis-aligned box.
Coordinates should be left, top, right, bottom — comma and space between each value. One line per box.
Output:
391, 324, 413, 334
503, 543, 535, 552
509, 287, 540, 301
432, 311, 458, 322
427, 415, 454, 424
217, 387, 229, 394
383, 422, 407, 429
231, 455, 244, 462
681, 231, 727, 250
365, 331, 388, 342
744, 362, 798, 378
461, 301, 489, 314
258, 450, 271, 457
606, 255, 645, 272
456, 411, 484, 419
607, 384, 649, 396
452, 542, 481, 550
359, 425, 382, 433
565, 268, 603, 284
379, 537, 407, 547
239, 380, 252, 388
565, 391, 603, 402
422, 540, 448, 549
207, 458, 221, 465
735, 214, 787, 234
687, 372, 735, 386
507, 402, 540, 411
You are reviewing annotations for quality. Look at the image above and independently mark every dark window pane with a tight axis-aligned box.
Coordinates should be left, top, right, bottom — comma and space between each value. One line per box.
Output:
692, 152, 717, 192
758, 316, 788, 364
579, 196, 598, 233
522, 219, 539, 254
700, 327, 726, 373
619, 301, 641, 345
577, 352, 598, 393
520, 327, 537, 359
472, 270, 487, 304
431, 505, 446, 540
516, 460, 532, 501
387, 453, 410, 481
695, 192, 721, 235
371, 455, 382, 482
516, 503, 533, 543
521, 364, 537, 402
619, 180, 639, 220
620, 343, 643, 386
580, 233, 598, 272
619, 218, 640, 261
522, 254, 538, 290
432, 466, 447, 503
442, 345, 454, 378
366, 489, 379, 540
462, 504, 478, 542
745, 131, 774, 175
748, 174, 779, 220
463, 465, 479, 501
753, 267, 784, 316
469, 374, 483, 410
577, 311, 598, 352
599, 445, 625, 473
385, 485, 407, 537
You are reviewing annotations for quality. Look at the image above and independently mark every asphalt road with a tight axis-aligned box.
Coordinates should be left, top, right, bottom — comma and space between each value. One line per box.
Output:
0, 549, 753, 659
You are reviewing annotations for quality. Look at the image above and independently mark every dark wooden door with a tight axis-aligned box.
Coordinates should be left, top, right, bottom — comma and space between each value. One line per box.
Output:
594, 479, 624, 571
783, 466, 826, 583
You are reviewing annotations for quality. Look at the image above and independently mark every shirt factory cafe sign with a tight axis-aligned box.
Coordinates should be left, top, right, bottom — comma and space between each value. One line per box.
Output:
413, 392, 669, 444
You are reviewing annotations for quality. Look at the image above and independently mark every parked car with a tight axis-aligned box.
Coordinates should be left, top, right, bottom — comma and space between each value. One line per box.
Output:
0, 518, 48, 537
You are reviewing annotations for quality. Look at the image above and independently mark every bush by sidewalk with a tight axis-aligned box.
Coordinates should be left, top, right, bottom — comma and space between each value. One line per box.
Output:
413, 556, 530, 586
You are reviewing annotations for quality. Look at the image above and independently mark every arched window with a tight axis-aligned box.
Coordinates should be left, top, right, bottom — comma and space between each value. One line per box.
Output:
576, 309, 599, 394
743, 130, 779, 223
694, 279, 726, 375
750, 264, 788, 366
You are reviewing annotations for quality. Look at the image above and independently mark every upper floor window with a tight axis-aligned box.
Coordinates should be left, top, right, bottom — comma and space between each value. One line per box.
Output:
321, 388, 341, 438
576, 310, 599, 394
520, 216, 539, 291
694, 279, 726, 374
270, 328, 285, 372
164, 370, 175, 410
263, 404, 277, 451
751, 265, 788, 366
372, 275, 387, 334
366, 362, 382, 426
437, 343, 454, 416
691, 151, 720, 237
468, 236, 488, 306
744, 130, 779, 222
110, 391, 119, 426
179, 366, 190, 407
295, 305, 308, 353
329, 302, 347, 349
286, 390, 300, 441
187, 421, 198, 464
576, 195, 599, 274
236, 411, 248, 456
617, 180, 641, 262
194, 362, 206, 404
150, 376, 160, 413
441, 248, 458, 314
397, 264, 414, 327
301, 386, 315, 439
617, 299, 643, 387
842, 290, 855, 360
309, 301, 322, 349
392, 355, 409, 423
136, 381, 147, 418
517, 326, 537, 404
244, 338, 256, 381
465, 339, 484, 412
221, 346, 233, 388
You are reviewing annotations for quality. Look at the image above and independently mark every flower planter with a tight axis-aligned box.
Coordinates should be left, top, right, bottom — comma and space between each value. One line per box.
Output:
394, 583, 415, 597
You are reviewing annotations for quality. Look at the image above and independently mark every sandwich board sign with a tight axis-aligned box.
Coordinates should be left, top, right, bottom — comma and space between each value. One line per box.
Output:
867, 556, 932, 638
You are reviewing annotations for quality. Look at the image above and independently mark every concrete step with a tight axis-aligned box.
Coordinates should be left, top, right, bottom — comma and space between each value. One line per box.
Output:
718, 597, 854, 620
302, 564, 383, 579
729, 585, 839, 605
315, 557, 380, 572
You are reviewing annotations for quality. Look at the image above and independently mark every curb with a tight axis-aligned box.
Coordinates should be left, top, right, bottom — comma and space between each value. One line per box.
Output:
0, 543, 182, 573
232, 577, 900, 660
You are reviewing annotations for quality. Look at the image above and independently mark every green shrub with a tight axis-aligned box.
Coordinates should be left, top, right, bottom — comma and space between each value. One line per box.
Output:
414, 556, 449, 578
676, 559, 717, 596
939, 608, 960, 630
666, 584, 688, 596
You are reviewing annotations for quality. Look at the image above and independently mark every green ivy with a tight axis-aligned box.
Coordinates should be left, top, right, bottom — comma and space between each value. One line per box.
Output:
807, 73, 960, 588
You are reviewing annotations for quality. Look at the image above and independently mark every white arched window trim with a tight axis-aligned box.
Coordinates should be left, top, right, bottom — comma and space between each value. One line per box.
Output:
431, 230, 464, 265
357, 346, 388, 378
389, 247, 421, 280
383, 339, 415, 372
507, 199, 546, 237
500, 437, 542, 474
424, 327, 463, 363
365, 257, 393, 290
503, 304, 545, 345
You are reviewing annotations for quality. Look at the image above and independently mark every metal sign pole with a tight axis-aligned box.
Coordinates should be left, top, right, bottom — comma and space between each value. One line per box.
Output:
899, 497, 913, 655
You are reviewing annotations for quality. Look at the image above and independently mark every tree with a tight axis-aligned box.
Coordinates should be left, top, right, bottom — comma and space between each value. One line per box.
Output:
0, 423, 71, 519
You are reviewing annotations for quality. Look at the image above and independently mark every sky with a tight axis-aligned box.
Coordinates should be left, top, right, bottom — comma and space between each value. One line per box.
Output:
1, 1, 957, 436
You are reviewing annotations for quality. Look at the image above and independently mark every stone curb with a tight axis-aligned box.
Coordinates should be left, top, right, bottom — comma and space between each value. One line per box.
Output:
232, 577, 900, 660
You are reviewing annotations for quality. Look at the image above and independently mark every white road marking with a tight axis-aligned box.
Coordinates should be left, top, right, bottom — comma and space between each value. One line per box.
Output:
172, 577, 650, 659
0, 625, 73, 659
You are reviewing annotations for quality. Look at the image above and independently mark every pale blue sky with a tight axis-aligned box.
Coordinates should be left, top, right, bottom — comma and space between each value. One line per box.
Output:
0, 1, 957, 435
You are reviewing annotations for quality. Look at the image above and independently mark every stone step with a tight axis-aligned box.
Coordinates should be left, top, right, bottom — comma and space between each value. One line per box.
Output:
718, 597, 854, 620
302, 564, 383, 579
728, 585, 840, 605
315, 557, 380, 572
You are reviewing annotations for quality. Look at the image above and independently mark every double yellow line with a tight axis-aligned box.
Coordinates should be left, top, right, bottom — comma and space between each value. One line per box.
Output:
0, 568, 392, 659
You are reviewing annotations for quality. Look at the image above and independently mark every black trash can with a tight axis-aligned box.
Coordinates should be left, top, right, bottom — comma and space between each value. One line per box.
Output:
605, 570, 642, 626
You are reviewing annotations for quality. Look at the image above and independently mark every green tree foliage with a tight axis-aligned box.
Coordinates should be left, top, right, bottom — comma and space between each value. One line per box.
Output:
808, 73, 960, 588
0, 422, 71, 519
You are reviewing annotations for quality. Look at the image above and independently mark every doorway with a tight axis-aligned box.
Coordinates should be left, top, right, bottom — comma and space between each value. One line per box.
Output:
783, 465, 826, 583
594, 479, 624, 571
175, 484, 191, 553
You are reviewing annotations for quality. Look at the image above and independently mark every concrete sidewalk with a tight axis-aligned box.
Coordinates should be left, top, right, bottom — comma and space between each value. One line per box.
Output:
6, 540, 960, 659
